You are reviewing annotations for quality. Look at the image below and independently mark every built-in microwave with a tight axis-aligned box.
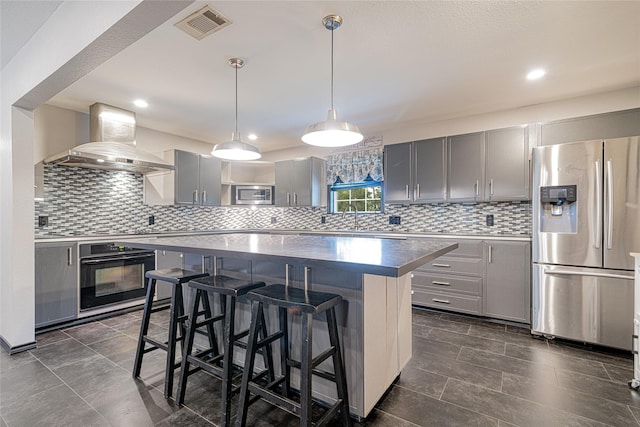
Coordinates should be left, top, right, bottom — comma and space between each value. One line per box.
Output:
231, 185, 275, 205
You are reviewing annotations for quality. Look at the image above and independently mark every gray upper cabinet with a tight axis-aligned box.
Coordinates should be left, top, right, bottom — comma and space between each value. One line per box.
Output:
384, 138, 446, 204
448, 132, 485, 202
484, 241, 531, 323
175, 150, 221, 206
35, 242, 78, 328
275, 157, 325, 207
414, 138, 447, 203
383, 143, 412, 203
485, 126, 530, 201
144, 149, 221, 206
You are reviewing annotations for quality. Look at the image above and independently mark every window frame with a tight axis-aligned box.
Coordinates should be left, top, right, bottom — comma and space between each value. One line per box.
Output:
328, 181, 384, 214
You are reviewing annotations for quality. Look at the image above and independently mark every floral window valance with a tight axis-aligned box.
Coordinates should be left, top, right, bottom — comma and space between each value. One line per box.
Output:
325, 136, 384, 186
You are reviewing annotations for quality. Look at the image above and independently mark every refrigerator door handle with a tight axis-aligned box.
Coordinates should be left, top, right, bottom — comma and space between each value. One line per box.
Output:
544, 268, 633, 281
606, 159, 614, 250
594, 160, 602, 249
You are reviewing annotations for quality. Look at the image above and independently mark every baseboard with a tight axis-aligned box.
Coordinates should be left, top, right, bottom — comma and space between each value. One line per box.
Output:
0, 335, 37, 355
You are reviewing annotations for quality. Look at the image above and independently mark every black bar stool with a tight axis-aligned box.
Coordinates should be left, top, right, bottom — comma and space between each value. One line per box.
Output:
133, 268, 209, 399
176, 275, 274, 427
236, 284, 351, 427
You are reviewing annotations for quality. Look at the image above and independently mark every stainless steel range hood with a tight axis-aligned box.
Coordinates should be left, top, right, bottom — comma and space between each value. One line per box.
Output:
44, 103, 174, 174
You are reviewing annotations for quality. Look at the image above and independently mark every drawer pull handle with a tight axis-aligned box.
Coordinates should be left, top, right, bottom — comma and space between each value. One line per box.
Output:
432, 281, 450, 286
432, 263, 451, 268
432, 298, 450, 304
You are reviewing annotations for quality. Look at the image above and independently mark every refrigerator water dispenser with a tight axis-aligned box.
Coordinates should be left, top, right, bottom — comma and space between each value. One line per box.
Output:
539, 185, 577, 233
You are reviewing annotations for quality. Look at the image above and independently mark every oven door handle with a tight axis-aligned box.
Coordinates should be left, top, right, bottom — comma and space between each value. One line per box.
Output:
80, 253, 155, 264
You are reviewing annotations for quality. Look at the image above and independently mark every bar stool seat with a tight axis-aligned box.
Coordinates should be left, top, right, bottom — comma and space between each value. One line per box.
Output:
236, 284, 351, 427
133, 268, 209, 399
177, 275, 274, 427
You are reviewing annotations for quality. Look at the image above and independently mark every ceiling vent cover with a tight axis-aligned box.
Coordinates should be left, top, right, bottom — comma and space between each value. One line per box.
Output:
175, 5, 232, 40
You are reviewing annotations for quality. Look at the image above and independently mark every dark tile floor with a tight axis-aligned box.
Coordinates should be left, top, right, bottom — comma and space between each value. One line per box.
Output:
1, 307, 637, 426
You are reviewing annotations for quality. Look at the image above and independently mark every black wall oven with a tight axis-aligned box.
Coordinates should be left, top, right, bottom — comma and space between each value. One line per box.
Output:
79, 243, 155, 311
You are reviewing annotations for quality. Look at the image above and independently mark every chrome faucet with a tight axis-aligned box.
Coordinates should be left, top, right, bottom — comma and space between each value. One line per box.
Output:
341, 203, 359, 230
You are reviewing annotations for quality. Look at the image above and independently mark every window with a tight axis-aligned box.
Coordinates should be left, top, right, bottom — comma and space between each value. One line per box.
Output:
331, 182, 382, 214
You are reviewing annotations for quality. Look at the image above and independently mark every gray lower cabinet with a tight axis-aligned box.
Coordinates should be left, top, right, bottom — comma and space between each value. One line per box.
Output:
411, 239, 484, 315
484, 241, 531, 323
35, 242, 78, 328
274, 157, 325, 207
412, 238, 532, 324
448, 132, 486, 202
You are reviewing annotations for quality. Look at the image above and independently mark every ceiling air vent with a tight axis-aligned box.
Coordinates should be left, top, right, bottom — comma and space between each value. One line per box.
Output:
175, 5, 232, 40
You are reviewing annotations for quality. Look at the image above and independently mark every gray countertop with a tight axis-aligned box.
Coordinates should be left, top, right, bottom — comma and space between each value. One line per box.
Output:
35, 229, 530, 243
117, 233, 458, 277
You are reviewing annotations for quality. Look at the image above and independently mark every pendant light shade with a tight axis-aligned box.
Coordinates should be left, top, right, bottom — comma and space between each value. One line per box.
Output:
212, 58, 261, 161
302, 15, 363, 147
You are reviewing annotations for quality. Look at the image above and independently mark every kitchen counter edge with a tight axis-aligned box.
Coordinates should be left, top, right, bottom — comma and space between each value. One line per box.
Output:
35, 229, 531, 244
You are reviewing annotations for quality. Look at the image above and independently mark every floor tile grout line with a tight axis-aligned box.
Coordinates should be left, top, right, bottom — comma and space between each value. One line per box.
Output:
627, 404, 640, 426
370, 408, 422, 427
445, 376, 621, 427
434, 378, 511, 426
21, 352, 112, 426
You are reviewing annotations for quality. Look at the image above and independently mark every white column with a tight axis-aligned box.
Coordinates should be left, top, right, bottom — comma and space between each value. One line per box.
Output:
0, 0, 193, 351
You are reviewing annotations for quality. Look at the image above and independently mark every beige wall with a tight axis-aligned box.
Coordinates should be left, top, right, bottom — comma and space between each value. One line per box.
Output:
261, 86, 640, 163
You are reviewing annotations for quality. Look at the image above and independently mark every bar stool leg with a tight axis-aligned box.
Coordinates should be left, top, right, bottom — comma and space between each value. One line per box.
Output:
133, 278, 156, 378
236, 300, 263, 427
165, 280, 184, 398
176, 288, 202, 405
300, 312, 314, 427
201, 291, 219, 358
220, 294, 236, 426
327, 307, 351, 426
279, 306, 291, 397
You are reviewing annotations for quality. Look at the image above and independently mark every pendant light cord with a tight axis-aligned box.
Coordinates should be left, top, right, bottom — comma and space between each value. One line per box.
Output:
330, 24, 334, 111
235, 63, 239, 135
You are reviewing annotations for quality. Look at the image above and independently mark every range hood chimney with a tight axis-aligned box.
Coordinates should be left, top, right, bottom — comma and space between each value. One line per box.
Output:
44, 103, 174, 174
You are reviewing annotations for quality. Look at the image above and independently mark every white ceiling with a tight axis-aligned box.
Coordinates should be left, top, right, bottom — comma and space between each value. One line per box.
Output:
5, 1, 640, 153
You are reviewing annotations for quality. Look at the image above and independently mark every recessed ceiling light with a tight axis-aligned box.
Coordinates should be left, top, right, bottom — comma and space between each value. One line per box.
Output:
526, 69, 546, 80
247, 134, 258, 141
134, 99, 148, 108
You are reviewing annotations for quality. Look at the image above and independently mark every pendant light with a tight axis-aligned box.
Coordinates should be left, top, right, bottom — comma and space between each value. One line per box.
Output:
302, 15, 363, 147
211, 58, 261, 161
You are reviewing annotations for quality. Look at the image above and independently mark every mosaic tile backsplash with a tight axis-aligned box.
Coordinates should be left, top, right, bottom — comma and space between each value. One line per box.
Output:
35, 166, 531, 236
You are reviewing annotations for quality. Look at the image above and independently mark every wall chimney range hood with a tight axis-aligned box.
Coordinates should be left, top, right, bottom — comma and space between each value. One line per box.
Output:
44, 103, 174, 174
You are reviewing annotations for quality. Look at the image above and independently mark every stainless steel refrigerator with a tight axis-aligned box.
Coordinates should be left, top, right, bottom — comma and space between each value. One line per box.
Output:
532, 137, 639, 350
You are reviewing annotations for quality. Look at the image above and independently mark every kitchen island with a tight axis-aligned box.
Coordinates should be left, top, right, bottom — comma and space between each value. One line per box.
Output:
121, 233, 457, 418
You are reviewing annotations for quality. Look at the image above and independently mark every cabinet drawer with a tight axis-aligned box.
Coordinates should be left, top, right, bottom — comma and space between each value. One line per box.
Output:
412, 289, 482, 315
417, 256, 483, 276
412, 272, 482, 295
447, 240, 483, 257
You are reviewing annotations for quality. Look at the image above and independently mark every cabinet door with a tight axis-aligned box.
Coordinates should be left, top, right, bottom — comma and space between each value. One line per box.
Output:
414, 138, 447, 202
175, 150, 200, 205
292, 158, 312, 206
274, 161, 292, 206
35, 243, 78, 328
198, 155, 222, 206
484, 241, 531, 323
485, 127, 529, 200
384, 143, 412, 203
448, 132, 485, 201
